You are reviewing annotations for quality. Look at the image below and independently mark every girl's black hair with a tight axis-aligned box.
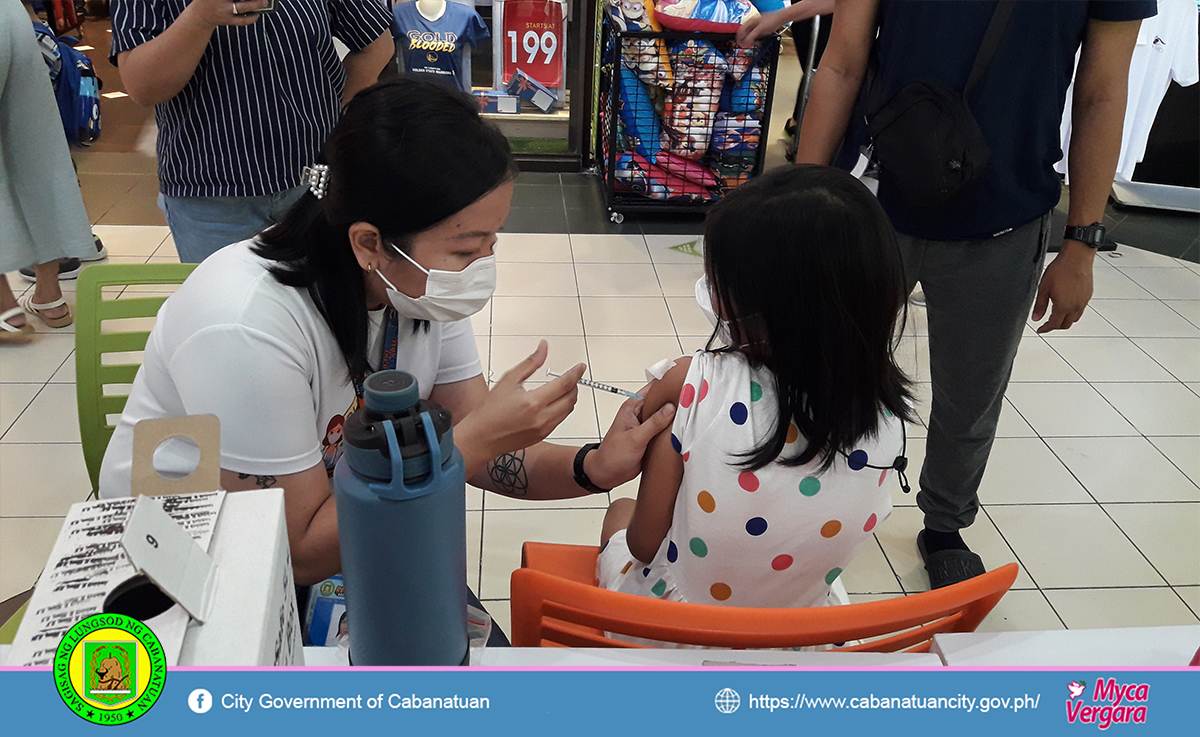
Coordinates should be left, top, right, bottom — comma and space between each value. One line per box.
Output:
255, 78, 515, 379
703, 164, 914, 472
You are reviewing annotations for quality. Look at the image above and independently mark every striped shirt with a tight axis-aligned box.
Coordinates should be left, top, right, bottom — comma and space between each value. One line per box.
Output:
110, 1, 392, 198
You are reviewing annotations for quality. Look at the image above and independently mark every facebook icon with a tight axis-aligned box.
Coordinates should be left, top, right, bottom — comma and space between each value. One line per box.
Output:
188, 689, 213, 714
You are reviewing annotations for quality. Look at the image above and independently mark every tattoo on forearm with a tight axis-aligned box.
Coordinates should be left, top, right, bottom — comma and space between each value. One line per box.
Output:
487, 450, 529, 497
237, 473, 278, 489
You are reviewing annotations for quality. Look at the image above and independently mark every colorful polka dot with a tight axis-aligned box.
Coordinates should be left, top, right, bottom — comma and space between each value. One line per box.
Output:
682, 451, 690, 462
820, 520, 842, 538
772, 554, 793, 571
746, 517, 768, 536
667, 541, 678, 563
730, 402, 748, 425
680, 383, 696, 408
670, 433, 682, 453
697, 491, 716, 513
750, 381, 763, 402
643, 567, 651, 577
863, 513, 878, 533
651, 579, 667, 597
799, 476, 821, 496
710, 583, 732, 601
883, 408, 894, 418
738, 471, 760, 492
699, 380, 709, 401
848, 449, 869, 470
689, 537, 708, 558
878, 468, 889, 486
620, 561, 632, 574
825, 567, 843, 585
785, 423, 799, 444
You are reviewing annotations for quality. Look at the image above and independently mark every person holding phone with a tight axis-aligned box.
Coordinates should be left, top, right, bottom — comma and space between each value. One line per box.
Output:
110, 0, 395, 263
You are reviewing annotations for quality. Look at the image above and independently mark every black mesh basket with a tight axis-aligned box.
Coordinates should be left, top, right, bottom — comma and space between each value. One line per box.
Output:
597, 16, 780, 222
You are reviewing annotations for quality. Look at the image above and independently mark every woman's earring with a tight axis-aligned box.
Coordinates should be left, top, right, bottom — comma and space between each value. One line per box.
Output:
366, 263, 374, 273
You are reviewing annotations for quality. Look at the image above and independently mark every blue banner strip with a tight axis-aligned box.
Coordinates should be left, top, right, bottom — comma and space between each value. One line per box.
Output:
1, 668, 1196, 734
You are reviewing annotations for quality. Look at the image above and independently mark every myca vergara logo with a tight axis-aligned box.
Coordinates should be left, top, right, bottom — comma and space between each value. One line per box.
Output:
1066, 677, 1149, 730
54, 613, 166, 725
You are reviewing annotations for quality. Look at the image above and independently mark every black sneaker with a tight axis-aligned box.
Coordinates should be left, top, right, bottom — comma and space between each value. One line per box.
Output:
18, 258, 83, 282
82, 234, 108, 262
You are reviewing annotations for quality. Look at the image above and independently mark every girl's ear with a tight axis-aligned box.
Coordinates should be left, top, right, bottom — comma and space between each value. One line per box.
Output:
347, 222, 385, 271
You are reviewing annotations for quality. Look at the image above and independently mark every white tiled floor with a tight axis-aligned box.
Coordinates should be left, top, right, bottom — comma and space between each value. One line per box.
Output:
2, 230, 1198, 638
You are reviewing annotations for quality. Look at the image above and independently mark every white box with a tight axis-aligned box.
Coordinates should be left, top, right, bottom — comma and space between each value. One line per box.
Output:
179, 489, 302, 666
9, 489, 302, 667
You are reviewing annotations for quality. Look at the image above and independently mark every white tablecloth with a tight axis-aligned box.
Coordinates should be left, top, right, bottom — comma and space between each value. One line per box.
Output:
931, 625, 1200, 667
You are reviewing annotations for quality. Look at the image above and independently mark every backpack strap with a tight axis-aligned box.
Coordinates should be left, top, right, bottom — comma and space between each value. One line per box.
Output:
963, 0, 1017, 100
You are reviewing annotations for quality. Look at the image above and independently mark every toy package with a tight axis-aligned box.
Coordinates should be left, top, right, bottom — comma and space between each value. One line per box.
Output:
662, 39, 730, 160
711, 112, 760, 153
653, 0, 759, 34
614, 152, 720, 201
304, 575, 347, 647
720, 64, 769, 114
618, 66, 663, 158
606, 0, 674, 88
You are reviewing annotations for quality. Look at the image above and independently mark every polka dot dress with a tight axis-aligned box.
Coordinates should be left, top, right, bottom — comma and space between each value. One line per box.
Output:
597, 351, 904, 610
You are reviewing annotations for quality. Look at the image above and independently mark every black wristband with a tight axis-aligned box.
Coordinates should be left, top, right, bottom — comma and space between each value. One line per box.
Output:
573, 443, 610, 494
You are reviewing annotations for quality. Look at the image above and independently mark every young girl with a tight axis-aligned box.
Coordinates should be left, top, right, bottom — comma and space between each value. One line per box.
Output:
598, 165, 914, 612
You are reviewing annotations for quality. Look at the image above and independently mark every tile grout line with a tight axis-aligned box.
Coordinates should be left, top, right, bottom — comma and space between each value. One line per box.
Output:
978, 507, 1069, 629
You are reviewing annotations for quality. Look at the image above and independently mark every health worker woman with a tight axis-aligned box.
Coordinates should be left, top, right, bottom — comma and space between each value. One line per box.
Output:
98, 79, 676, 585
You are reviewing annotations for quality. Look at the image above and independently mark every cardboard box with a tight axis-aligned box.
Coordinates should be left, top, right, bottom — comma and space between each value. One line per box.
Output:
505, 69, 558, 113
178, 489, 301, 665
8, 489, 302, 667
474, 91, 520, 115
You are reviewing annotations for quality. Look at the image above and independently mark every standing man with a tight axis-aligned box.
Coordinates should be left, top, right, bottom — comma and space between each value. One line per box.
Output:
110, 0, 394, 263
796, 0, 1155, 588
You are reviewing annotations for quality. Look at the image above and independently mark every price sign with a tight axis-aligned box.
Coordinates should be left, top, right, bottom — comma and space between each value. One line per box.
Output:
500, 0, 565, 89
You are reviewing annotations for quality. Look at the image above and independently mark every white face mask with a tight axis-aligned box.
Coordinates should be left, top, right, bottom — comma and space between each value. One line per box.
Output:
695, 274, 735, 346
375, 243, 497, 322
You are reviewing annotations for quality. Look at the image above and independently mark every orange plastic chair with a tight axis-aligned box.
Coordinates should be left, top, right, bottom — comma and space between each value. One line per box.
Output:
510, 542, 1018, 651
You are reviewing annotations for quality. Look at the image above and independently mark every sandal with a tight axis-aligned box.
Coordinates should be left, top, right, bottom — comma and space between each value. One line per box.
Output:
17, 294, 73, 329
0, 307, 35, 343
917, 529, 986, 590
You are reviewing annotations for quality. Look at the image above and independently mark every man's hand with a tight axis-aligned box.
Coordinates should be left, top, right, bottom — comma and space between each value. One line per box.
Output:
1032, 242, 1096, 333
185, 0, 270, 30
584, 386, 677, 490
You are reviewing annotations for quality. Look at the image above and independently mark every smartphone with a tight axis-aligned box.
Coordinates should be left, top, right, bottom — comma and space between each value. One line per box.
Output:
239, 0, 277, 15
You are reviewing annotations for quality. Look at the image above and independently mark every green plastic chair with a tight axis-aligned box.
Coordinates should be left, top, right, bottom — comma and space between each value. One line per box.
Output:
75, 263, 196, 494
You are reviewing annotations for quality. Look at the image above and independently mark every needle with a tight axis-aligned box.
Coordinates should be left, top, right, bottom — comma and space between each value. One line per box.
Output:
546, 370, 644, 400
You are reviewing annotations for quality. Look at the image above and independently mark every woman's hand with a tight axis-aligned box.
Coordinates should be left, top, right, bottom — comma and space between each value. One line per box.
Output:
583, 388, 677, 491
737, 10, 786, 48
454, 340, 586, 474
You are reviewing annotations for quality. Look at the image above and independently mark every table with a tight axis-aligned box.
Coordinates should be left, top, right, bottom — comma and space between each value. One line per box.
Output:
300, 646, 943, 667
931, 625, 1200, 667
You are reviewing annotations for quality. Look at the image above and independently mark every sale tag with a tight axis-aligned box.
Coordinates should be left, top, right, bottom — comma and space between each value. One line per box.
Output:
501, 0, 565, 89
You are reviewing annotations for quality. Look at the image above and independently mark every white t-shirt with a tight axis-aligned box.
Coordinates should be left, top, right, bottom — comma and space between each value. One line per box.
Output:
99, 240, 482, 497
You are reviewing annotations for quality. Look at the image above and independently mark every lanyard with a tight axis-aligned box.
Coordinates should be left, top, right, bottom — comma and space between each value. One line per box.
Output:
352, 307, 399, 402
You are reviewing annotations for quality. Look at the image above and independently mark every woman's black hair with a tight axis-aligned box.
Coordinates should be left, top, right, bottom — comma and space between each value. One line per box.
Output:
703, 164, 915, 472
255, 78, 515, 379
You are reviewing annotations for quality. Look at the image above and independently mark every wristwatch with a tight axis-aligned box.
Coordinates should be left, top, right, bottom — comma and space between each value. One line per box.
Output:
573, 443, 611, 494
1063, 222, 1107, 249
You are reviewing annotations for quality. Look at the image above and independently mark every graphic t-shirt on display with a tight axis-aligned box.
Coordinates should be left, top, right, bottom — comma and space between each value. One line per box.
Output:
393, 1, 490, 91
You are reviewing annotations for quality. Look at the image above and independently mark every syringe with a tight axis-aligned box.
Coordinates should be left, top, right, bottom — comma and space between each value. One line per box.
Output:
546, 370, 644, 400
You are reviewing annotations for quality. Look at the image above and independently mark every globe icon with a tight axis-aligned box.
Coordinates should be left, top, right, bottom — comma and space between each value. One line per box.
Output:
714, 688, 741, 714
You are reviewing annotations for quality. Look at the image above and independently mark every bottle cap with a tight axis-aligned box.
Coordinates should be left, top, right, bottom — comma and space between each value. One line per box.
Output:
363, 370, 419, 413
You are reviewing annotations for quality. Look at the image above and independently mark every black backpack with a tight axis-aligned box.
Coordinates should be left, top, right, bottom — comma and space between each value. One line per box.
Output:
866, 1, 1015, 207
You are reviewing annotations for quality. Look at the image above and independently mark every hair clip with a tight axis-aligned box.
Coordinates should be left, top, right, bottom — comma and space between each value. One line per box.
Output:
301, 164, 330, 200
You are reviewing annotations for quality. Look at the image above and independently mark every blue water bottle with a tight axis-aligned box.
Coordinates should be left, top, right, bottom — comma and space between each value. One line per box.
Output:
333, 370, 468, 665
